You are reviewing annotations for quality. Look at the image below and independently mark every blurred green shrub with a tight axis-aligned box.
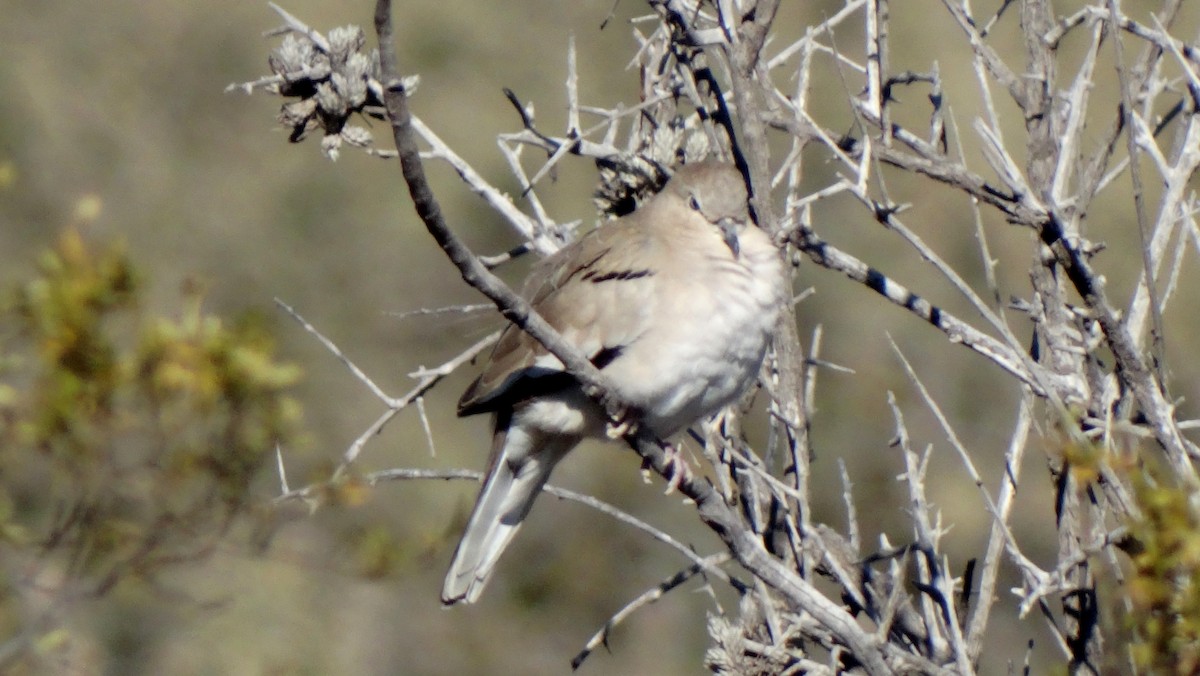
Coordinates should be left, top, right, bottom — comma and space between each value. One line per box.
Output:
1125, 462, 1200, 675
0, 226, 300, 669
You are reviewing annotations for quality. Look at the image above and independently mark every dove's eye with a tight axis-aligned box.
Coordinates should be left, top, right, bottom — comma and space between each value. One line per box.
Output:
688, 195, 702, 211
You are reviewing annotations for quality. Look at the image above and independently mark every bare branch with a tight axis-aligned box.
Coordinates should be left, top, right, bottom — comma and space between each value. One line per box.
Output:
572, 554, 733, 670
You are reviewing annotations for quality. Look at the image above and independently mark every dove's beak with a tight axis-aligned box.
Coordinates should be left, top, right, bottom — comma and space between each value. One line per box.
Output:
718, 219, 741, 258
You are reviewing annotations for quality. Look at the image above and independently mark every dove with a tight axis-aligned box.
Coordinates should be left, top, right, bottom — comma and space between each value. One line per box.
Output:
442, 161, 785, 604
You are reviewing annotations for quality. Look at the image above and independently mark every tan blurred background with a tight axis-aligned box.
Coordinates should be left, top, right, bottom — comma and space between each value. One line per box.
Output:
3, 0, 1199, 673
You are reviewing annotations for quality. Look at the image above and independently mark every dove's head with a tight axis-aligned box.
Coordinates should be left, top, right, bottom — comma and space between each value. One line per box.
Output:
662, 161, 752, 257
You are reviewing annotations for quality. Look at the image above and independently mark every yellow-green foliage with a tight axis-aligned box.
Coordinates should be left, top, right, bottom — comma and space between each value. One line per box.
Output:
1126, 465, 1200, 675
0, 228, 300, 661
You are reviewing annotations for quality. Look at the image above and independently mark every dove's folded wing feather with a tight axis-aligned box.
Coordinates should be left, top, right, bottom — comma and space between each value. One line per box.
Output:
457, 218, 663, 416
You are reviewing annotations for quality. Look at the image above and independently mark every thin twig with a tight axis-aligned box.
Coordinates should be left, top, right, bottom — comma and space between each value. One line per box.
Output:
276, 298, 392, 404
571, 554, 733, 669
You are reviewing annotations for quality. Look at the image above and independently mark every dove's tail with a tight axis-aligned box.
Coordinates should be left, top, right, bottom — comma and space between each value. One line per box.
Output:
441, 420, 577, 605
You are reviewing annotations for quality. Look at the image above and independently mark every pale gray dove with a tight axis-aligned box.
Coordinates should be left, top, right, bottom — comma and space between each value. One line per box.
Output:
442, 161, 786, 605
